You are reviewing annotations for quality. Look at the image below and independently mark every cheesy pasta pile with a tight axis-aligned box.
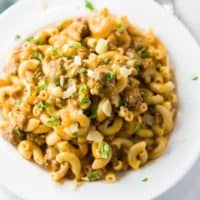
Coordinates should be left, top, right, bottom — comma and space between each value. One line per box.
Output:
0, 8, 177, 183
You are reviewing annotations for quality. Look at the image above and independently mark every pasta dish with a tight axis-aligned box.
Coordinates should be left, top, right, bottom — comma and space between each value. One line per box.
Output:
0, 8, 177, 183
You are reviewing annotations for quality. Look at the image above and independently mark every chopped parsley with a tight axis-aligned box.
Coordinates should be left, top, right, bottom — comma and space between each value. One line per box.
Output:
103, 57, 110, 65
69, 44, 79, 49
86, 171, 102, 181
58, 49, 64, 57
90, 105, 97, 119
118, 24, 125, 33
120, 100, 129, 108
100, 142, 112, 159
26, 36, 44, 44
71, 132, 79, 138
47, 116, 61, 126
141, 177, 149, 182
192, 76, 199, 80
134, 59, 143, 71
79, 97, 91, 105
32, 51, 44, 62
106, 71, 115, 81
71, 130, 85, 138
13, 129, 25, 139
140, 88, 148, 99
26, 36, 35, 42
137, 47, 150, 59
15, 34, 21, 40
35, 37, 45, 45
79, 85, 88, 93
84, 0, 95, 10
71, 55, 76, 60
51, 48, 57, 56
80, 68, 87, 75
36, 102, 49, 110
38, 80, 48, 92
134, 123, 142, 133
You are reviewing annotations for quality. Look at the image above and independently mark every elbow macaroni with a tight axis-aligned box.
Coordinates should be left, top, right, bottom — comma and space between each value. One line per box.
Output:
0, 8, 177, 183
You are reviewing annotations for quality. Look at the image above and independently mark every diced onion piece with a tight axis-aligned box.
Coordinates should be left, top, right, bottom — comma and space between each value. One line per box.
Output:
74, 56, 82, 65
64, 123, 79, 134
63, 84, 77, 99
87, 130, 104, 142
62, 44, 69, 52
48, 85, 62, 98
120, 66, 132, 77
87, 69, 96, 78
102, 99, 112, 117
95, 38, 108, 54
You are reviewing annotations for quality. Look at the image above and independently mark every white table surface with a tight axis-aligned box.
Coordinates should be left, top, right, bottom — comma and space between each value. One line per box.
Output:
0, 0, 199, 199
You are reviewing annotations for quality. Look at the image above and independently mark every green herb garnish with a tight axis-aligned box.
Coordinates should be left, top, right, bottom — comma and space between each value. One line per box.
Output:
120, 100, 129, 108
90, 105, 97, 119
134, 60, 143, 71
106, 71, 115, 81
140, 88, 148, 99
37, 102, 49, 110
67, 56, 76, 60
35, 37, 45, 45
118, 24, 125, 33
38, 80, 48, 91
32, 51, 44, 62
103, 57, 110, 65
137, 47, 150, 59
26, 36, 35, 42
86, 171, 102, 181
15, 34, 21, 40
37, 52, 44, 61
192, 76, 199, 80
80, 41, 85, 47
84, 0, 94, 10
100, 142, 112, 159
79, 85, 90, 108
134, 123, 142, 133
79, 97, 91, 105
51, 48, 57, 56
58, 49, 64, 57
141, 177, 149, 182
69, 44, 79, 49
80, 68, 87, 75
72, 130, 85, 138
71, 132, 79, 138
79, 85, 88, 93
47, 116, 61, 126
13, 129, 25, 139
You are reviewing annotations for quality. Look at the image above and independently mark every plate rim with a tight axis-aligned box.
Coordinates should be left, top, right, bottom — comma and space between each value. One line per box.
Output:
0, 0, 200, 199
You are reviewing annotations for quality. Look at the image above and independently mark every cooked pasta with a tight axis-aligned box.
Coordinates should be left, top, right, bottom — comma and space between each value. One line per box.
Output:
0, 8, 177, 183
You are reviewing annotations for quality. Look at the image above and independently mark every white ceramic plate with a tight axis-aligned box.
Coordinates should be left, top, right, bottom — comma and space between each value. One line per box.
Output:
0, 0, 200, 199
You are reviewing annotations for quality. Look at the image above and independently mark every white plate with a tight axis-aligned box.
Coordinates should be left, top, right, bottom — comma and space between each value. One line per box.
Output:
0, 0, 200, 200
